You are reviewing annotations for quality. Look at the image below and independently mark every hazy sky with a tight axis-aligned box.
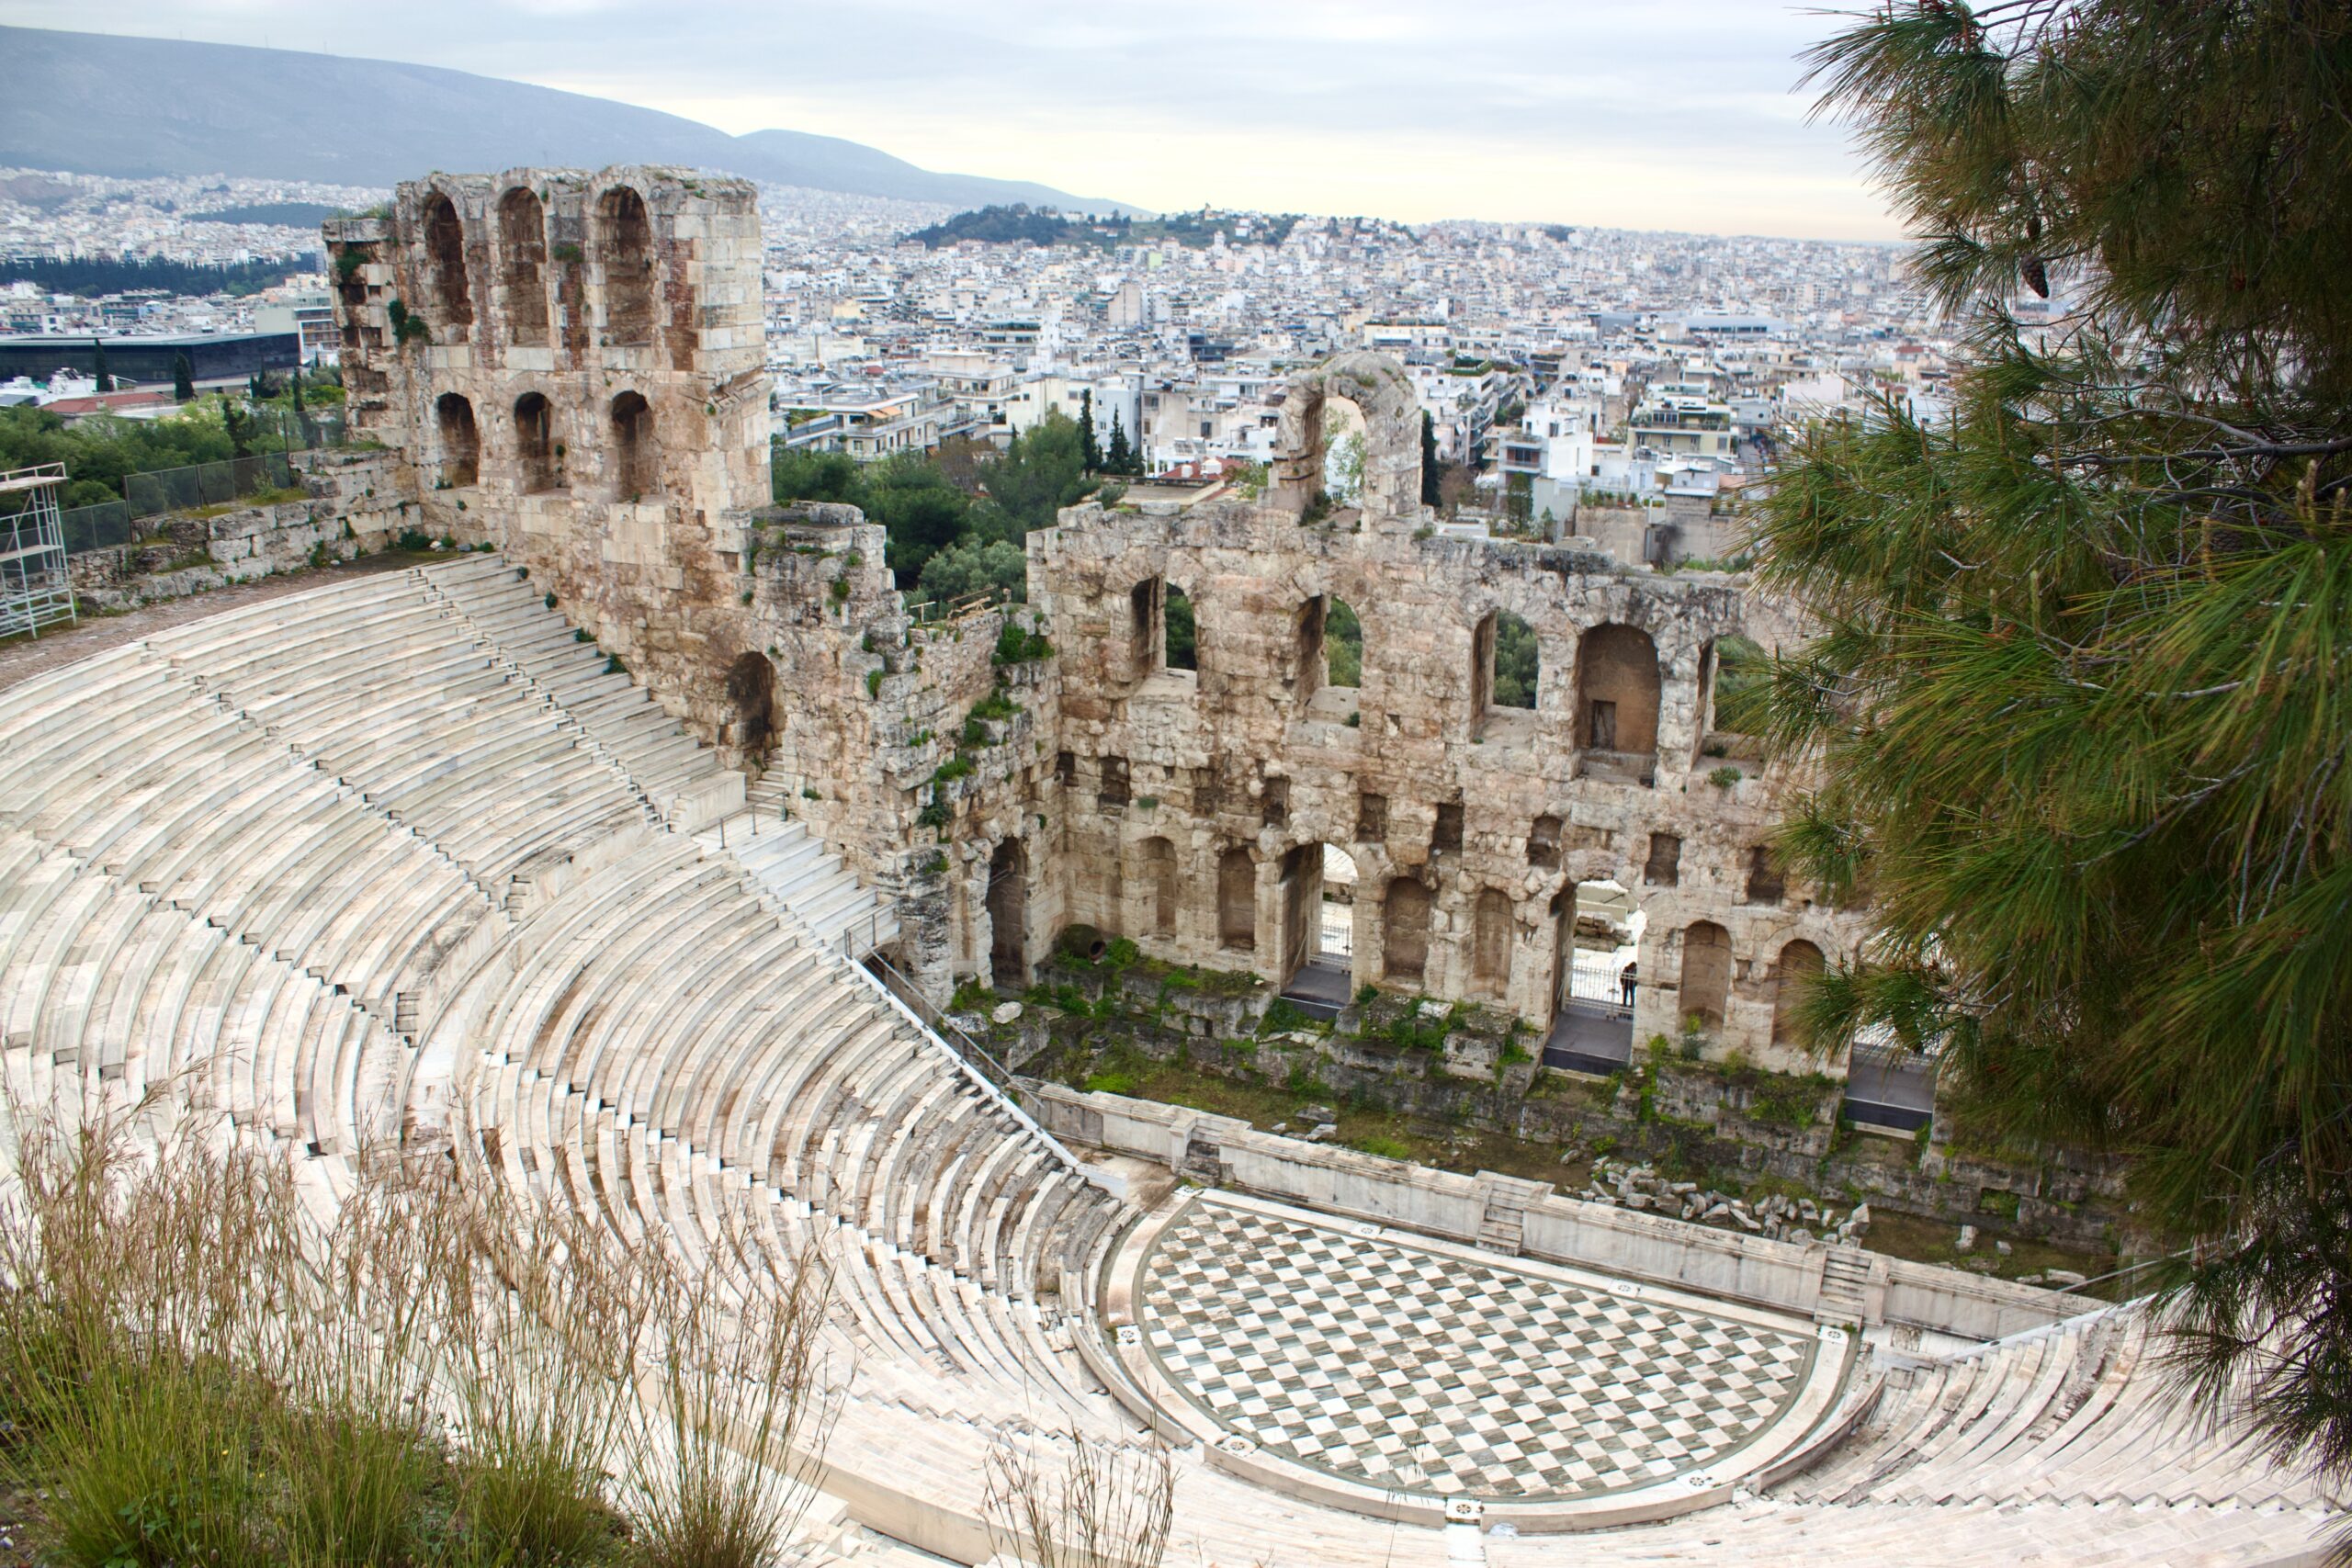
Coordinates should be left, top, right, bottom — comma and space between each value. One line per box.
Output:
6, 1, 1900, 241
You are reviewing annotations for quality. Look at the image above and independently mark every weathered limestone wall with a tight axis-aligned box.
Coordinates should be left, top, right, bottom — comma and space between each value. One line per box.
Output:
1031, 358, 1873, 1071
66, 448, 408, 610
741, 505, 1067, 995
324, 167, 772, 747
1027, 1081, 2089, 1342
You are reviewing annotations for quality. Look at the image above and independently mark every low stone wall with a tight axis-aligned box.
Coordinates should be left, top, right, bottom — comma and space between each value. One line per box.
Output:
66, 449, 411, 611
1032, 1079, 2094, 1343
996, 950, 2129, 1248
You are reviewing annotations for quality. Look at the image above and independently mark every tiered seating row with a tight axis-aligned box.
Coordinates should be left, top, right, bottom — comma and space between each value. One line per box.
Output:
430, 833, 1131, 1445
1780, 1309, 2332, 1513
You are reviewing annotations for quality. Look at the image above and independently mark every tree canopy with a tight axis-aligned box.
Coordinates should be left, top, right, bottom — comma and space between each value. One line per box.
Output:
1762, 0, 2352, 1491
770, 408, 1100, 599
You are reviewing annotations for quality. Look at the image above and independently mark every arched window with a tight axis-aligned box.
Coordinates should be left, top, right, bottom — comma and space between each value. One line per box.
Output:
1385, 878, 1431, 984
725, 650, 774, 752
1325, 597, 1363, 687
513, 392, 560, 493
1217, 848, 1255, 950
1492, 610, 1537, 708
496, 186, 550, 348
1165, 584, 1196, 671
597, 186, 656, 346
424, 194, 472, 332
1679, 920, 1732, 1030
1772, 939, 1826, 1047
434, 393, 478, 488
1576, 624, 1661, 756
1138, 838, 1178, 938
1472, 888, 1513, 1000
610, 390, 657, 498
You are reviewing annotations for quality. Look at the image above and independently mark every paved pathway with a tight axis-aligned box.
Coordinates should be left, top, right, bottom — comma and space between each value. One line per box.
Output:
0, 556, 415, 694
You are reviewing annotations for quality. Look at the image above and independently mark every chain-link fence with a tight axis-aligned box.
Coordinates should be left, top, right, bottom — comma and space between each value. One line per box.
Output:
56, 410, 351, 556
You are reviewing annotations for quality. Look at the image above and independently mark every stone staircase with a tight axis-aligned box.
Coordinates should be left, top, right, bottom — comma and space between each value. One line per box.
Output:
1475, 1174, 1551, 1255
701, 773, 896, 957
1816, 1247, 1874, 1325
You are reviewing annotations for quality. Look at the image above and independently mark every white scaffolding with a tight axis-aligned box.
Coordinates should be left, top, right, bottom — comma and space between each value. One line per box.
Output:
0, 463, 76, 641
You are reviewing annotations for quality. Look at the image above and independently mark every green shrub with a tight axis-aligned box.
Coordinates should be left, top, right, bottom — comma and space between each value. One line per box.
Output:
1258, 998, 1312, 1036
1083, 1070, 1139, 1096
1348, 1134, 1413, 1161
605, 654, 627, 677
865, 669, 884, 699
991, 621, 1054, 664
1707, 765, 1744, 789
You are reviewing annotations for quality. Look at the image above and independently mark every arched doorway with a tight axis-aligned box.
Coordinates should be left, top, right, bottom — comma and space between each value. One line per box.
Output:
513, 392, 560, 493
1137, 837, 1177, 939
434, 393, 479, 487
1771, 939, 1826, 1047
610, 390, 657, 499
1575, 624, 1661, 777
1679, 920, 1733, 1032
1384, 877, 1431, 986
424, 193, 472, 333
725, 651, 774, 754
988, 839, 1027, 992
1216, 847, 1255, 951
1541, 880, 1641, 1073
496, 186, 550, 348
598, 185, 656, 346
1276, 843, 1357, 1013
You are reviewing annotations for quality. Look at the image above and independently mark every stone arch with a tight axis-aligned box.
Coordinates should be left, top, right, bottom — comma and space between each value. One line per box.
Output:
610, 390, 658, 498
724, 650, 774, 753
1771, 939, 1826, 1047
1217, 847, 1256, 950
1472, 887, 1513, 1001
496, 186, 550, 348
1165, 582, 1197, 671
423, 193, 472, 333
1576, 624, 1661, 756
513, 391, 560, 493
597, 185, 657, 346
1384, 877, 1432, 985
1269, 352, 1424, 525
1679, 919, 1733, 1030
1137, 837, 1177, 939
434, 392, 479, 487
988, 838, 1028, 991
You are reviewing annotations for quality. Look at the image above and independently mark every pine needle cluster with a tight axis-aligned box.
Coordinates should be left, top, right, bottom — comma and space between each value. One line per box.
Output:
1764, 0, 2352, 1493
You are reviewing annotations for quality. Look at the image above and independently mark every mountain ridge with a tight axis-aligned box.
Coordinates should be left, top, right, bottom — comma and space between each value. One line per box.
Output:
0, 27, 1135, 215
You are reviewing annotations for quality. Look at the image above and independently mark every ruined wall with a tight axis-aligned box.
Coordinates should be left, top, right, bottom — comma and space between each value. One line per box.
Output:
1031, 357, 1874, 1073
741, 504, 1066, 998
322, 191, 1871, 1048
323, 167, 771, 746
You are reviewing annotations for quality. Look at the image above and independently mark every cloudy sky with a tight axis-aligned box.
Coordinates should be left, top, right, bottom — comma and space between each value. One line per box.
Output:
8, 0, 1900, 240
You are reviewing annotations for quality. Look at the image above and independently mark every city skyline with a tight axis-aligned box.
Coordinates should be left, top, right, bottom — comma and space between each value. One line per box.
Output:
0, 1, 1903, 242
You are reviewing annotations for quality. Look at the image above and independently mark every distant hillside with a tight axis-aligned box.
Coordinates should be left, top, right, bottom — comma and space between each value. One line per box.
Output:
907, 205, 1300, 250
0, 27, 1135, 215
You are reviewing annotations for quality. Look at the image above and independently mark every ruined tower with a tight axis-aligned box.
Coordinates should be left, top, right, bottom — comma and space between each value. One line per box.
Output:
324, 167, 773, 740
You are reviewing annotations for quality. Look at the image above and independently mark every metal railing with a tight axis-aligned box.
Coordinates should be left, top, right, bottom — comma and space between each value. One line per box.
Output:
54, 410, 349, 557
852, 951, 1093, 1180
